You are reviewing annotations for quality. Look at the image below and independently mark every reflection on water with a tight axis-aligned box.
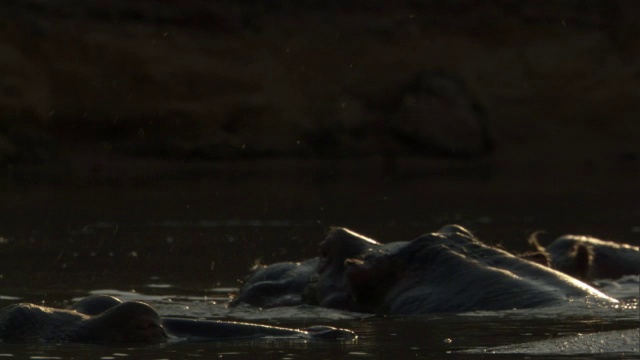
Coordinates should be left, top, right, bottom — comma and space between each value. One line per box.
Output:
463, 328, 639, 355
1, 315, 637, 359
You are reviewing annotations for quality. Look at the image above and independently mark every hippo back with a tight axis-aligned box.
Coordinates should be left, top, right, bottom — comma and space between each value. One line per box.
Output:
380, 230, 616, 313
343, 227, 616, 314
0, 304, 87, 343
230, 258, 320, 308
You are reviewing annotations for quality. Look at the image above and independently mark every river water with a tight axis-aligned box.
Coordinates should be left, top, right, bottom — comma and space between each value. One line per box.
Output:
0, 159, 638, 358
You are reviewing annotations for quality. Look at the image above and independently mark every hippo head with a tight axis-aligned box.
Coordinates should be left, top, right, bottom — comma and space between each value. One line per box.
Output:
229, 258, 321, 308
302, 226, 448, 312
304, 225, 479, 312
304, 227, 388, 311
541, 235, 640, 281
341, 227, 479, 313
77, 301, 168, 344
544, 236, 594, 280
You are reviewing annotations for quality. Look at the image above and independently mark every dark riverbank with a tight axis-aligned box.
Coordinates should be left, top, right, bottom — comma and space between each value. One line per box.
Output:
1, 0, 638, 291
2, 1, 640, 164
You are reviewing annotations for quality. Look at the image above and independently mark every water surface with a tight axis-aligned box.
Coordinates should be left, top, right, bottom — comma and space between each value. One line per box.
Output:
0, 160, 638, 358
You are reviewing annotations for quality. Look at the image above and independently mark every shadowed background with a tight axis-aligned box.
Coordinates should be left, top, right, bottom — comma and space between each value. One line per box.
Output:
0, 0, 639, 296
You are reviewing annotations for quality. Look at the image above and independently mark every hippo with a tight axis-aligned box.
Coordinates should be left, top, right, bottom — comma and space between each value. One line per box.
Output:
231, 225, 617, 314
333, 225, 617, 314
0, 295, 356, 344
530, 234, 640, 281
229, 258, 320, 308
230, 227, 407, 311
0, 301, 167, 344
305, 227, 409, 311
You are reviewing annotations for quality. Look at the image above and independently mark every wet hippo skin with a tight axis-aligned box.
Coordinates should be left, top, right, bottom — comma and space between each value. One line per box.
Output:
308, 227, 409, 311
338, 226, 615, 314
230, 227, 407, 311
68, 294, 124, 315
229, 258, 320, 308
0, 296, 356, 344
74, 295, 357, 341
0, 301, 167, 344
530, 234, 640, 281
232, 225, 618, 314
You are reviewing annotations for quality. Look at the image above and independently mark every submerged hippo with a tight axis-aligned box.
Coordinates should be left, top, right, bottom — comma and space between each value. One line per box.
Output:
229, 227, 404, 310
232, 225, 617, 314
0, 301, 167, 344
229, 258, 320, 308
0, 295, 356, 344
530, 234, 640, 281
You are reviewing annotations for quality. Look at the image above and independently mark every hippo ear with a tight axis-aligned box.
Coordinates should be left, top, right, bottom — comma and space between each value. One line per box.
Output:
321, 227, 381, 260
519, 251, 551, 267
327, 226, 344, 235
527, 231, 547, 251
325, 227, 351, 242
437, 225, 473, 238
325, 227, 378, 245
320, 227, 345, 254
573, 244, 594, 280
